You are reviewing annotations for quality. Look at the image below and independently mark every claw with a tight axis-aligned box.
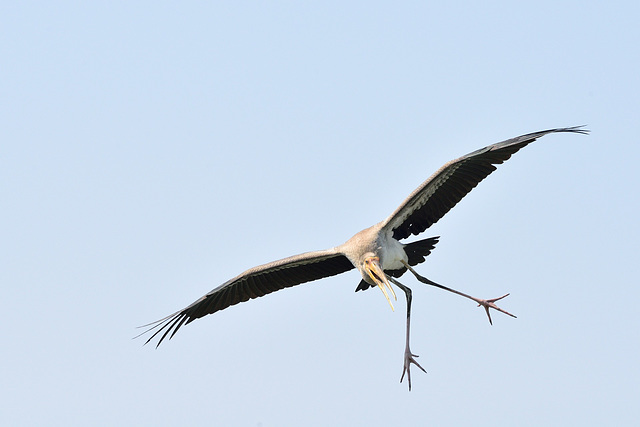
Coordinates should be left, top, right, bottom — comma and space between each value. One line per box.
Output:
401, 349, 426, 391
476, 293, 517, 325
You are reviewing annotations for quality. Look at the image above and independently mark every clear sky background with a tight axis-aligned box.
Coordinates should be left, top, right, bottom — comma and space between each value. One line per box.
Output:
2, 1, 639, 426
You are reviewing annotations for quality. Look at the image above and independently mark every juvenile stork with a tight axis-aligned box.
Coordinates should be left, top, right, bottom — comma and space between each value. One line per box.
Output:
139, 126, 588, 390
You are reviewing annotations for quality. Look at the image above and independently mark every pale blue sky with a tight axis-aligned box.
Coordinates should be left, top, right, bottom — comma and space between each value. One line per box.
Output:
2, 1, 639, 426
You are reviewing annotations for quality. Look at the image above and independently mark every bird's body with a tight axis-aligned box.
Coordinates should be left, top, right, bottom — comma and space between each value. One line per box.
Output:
139, 126, 588, 390
342, 223, 408, 272
340, 223, 410, 307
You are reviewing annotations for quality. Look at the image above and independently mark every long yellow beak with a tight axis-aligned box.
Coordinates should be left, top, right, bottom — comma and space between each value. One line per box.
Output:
364, 257, 397, 311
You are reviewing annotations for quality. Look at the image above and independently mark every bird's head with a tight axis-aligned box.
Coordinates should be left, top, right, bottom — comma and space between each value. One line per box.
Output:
363, 256, 397, 311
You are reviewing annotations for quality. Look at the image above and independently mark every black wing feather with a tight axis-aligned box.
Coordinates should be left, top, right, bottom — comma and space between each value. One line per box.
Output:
139, 249, 354, 347
383, 127, 588, 240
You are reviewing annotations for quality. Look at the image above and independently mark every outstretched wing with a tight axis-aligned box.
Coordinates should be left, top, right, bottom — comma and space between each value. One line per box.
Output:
381, 127, 589, 240
139, 248, 354, 347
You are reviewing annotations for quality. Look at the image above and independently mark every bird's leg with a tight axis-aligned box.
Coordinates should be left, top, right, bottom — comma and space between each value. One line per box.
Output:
401, 261, 516, 325
386, 275, 426, 391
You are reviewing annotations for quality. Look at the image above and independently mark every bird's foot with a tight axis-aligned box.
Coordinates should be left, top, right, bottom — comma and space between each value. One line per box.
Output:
476, 293, 517, 325
400, 347, 426, 391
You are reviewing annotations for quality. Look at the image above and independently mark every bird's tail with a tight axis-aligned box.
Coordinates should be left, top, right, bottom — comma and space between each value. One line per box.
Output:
404, 236, 440, 267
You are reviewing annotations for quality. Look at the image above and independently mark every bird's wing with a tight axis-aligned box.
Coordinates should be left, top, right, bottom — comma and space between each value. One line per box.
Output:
381, 127, 588, 240
139, 248, 354, 347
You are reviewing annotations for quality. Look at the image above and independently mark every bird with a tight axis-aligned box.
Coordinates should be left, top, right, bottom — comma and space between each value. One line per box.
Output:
138, 126, 588, 390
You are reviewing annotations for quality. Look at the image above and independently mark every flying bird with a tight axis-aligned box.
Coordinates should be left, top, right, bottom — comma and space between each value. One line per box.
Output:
139, 126, 588, 390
